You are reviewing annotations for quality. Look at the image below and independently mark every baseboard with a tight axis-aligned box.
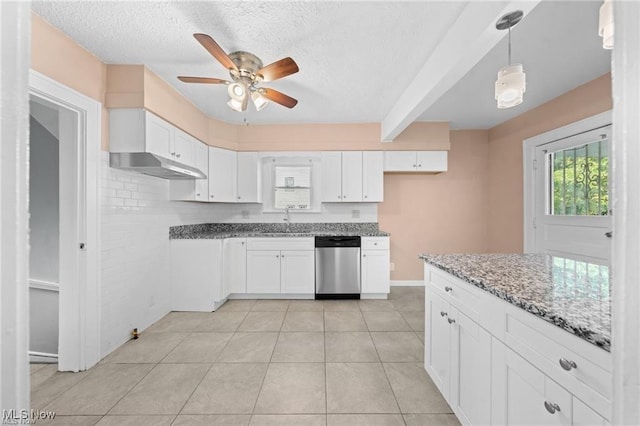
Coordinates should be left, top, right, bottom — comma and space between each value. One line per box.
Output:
390, 280, 424, 287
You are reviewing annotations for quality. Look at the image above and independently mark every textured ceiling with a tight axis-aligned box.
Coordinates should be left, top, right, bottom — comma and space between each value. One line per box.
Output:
31, 1, 610, 129
418, 1, 611, 129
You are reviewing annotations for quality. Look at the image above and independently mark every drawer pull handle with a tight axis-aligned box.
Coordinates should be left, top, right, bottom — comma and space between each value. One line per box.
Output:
559, 358, 577, 371
440, 311, 448, 317
447, 317, 456, 324
444, 286, 453, 292
544, 401, 561, 414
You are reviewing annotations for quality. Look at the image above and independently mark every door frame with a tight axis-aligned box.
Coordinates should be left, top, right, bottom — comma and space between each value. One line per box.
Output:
29, 70, 101, 372
522, 110, 612, 253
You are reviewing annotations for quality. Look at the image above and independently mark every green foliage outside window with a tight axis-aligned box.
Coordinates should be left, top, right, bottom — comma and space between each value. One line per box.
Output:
551, 140, 608, 216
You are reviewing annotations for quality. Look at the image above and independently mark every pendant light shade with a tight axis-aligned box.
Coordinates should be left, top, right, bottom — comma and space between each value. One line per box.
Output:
495, 63, 526, 109
494, 10, 525, 109
599, 0, 614, 49
227, 82, 248, 112
251, 91, 269, 111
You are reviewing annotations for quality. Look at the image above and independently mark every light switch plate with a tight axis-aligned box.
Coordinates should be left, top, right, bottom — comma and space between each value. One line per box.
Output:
352, 210, 360, 219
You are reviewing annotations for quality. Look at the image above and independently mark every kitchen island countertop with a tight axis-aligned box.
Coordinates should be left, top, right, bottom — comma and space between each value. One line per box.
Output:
420, 253, 610, 351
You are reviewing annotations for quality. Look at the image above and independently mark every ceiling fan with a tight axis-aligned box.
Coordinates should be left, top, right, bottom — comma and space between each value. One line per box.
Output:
178, 33, 299, 112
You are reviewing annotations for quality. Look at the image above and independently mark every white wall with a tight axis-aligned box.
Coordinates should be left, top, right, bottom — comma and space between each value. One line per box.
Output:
100, 151, 377, 357
29, 114, 59, 282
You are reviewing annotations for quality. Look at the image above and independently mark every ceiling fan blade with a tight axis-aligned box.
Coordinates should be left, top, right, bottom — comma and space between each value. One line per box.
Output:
178, 76, 229, 84
261, 88, 298, 109
257, 57, 299, 82
193, 33, 238, 71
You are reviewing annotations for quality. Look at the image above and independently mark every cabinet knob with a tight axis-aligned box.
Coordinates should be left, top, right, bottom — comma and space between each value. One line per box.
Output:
176, 154, 181, 158
544, 401, 561, 414
444, 286, 453, 292
418, 164, 422, 167
196, 193, 200, 196
241, 242, 245, 245
559, 358, 577, 371
338, 195, 341, 199
276, 255, 279, 258
413, 164, 416, 167
374, 242, 378, 245
447, 317, 456, 324
281, 255, 285, 258
171, 152, 176, 156
440, 311, 448, 317
363, 254, 367, 258
237, 196, 241, 199
364, 195, 368, 198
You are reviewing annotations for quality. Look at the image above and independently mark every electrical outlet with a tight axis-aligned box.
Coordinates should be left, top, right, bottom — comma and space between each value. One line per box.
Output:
241, 210, 250, 219
390, 262, 395, 271
352, 209, 360, 219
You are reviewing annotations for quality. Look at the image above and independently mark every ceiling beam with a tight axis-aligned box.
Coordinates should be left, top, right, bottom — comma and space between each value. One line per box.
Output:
380, 0, 541, 142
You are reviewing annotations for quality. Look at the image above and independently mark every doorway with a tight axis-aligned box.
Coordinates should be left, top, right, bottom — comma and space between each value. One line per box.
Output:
29, 70, 101, 372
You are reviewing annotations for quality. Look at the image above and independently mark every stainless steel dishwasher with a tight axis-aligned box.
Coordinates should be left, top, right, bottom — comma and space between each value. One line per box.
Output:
315, 236, 361, 299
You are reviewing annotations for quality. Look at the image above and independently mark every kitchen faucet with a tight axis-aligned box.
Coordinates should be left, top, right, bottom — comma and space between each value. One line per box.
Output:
284, 207, 291, 232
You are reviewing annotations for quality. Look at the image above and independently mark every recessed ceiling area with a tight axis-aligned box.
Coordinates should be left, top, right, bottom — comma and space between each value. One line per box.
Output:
31, 1, 611, 131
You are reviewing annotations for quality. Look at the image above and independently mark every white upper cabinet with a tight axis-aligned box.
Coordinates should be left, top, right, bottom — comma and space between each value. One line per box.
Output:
384, 150, 448, 172
341, 151, 363, 202
110, 109, 200, 167
362, 151, 384, 202
173, 128, 196, 167
321, 152, 343, 202
237, 152, 262, 203
169, 140, 209, 202
209, 146, 237, 202
322, 151, 383, 203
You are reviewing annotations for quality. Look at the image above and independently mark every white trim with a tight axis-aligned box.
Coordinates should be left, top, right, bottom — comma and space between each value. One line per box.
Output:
29, 279, 60, 292
612, 2, 640, 423
28, 351, 59, 363
390, 280, 425, 287
29, 70, 101, 372
0, 1, 31, 412
522, 111, 612, 253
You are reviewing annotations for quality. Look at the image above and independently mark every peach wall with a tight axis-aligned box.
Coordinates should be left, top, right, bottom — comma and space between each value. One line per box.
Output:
486, 73, 612, 253
378, 130, 490, 280
31, 12, 109, 150
236, 122, 450, 151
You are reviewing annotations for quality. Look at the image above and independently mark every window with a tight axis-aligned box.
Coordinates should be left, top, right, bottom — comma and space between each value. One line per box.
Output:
549, 138, 609, 216
274, 166, 311, 210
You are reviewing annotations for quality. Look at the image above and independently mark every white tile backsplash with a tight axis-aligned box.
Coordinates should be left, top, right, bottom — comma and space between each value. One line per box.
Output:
99, 152, 377, 358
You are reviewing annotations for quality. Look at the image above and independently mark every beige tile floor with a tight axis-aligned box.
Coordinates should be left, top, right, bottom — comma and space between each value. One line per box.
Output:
30, 287, 459, 426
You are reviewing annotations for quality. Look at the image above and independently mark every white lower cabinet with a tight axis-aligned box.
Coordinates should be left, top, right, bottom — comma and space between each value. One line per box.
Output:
425, 288, 491, 426
222, 238, 247, 297
246, 250, 281, 293
245, 238, 315, 295
424, 264, 612, 426
280, 251, 315, 294
361, 237, 390, 297
170, 239, 223, 311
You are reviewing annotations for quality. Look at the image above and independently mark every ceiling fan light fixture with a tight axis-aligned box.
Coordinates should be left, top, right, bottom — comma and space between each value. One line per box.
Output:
599, 0, 614, 49
495, 64, 526, 109
251, 91, 269, 111
228, 82, 246, 100
227, 98, 245, 112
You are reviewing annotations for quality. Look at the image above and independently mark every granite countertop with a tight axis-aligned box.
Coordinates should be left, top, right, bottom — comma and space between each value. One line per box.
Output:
170, 222, 390, 239
420, 253, 611, 351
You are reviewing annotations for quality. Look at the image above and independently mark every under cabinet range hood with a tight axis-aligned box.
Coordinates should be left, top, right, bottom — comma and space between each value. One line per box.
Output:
109, 152, 207, 180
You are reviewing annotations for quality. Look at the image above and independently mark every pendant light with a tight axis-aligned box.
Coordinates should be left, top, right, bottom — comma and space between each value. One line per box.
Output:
599, 0, 614, 49
227, 82, 248, 112
495, 10, 526, 109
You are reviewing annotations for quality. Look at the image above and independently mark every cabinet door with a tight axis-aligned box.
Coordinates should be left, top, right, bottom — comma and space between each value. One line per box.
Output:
246, 250, 281, 293
237, 152, 262, 203
450, 308, 491, 425
145, 111, 173, 158
209, 146, 238, 202
223, 238, 247, 297
361, 249, 389, 294
341, 151, 363, 202
170, 239, 222, 311
173, 129, 196, 167
416, 151, 448, 172
362, 151, 384, 202
383, 151, 416, 172
194, 141, 209, 201
573, 397, 609, 426
322, 152, 343, 202
494, 345, 572, 426
280, 250, 315, 294
425, 289, 452, 399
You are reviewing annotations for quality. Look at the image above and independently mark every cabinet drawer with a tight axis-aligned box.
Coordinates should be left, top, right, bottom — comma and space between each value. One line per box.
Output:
504, 306, 612, 419
361, 237, 389, 250
246, 237, 314, 251
430, 269, 480, 320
